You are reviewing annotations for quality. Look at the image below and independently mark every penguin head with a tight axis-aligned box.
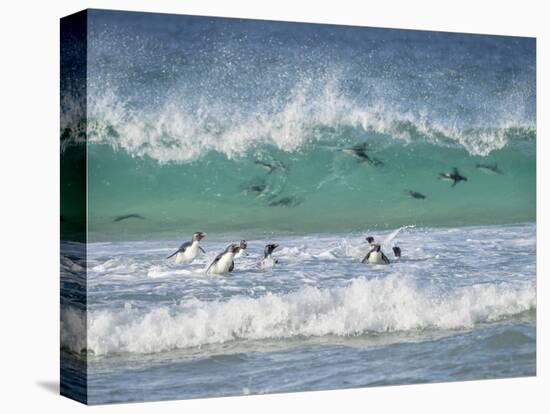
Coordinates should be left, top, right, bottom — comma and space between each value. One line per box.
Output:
239, 240, 248, 249
229, 243, 241, 254
365, 236, 375, 244
264, 243, 279, 257
193, 231, 207, 241
392, 246, 402, 257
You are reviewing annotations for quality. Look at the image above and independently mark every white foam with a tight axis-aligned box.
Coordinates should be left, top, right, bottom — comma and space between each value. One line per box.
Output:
80, 276, 535, 356
147, 265, 196, 279
66, 80, 534, 163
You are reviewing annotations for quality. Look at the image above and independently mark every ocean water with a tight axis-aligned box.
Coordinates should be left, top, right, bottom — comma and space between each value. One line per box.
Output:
60, 224, 536, 403
60, 10, 536, 240
60, 9, 536, 404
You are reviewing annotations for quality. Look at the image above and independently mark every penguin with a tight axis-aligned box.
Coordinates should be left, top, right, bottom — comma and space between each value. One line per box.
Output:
365, 236, 375, 246
476, 163, 504, 175
255, 159, 287, 174
260, 243, 279, 270
113, 213, 145, 222
404, 190, 427, 200
206, 243, 240, 275
392, 246, 402, 258
244, 181, 267, 196
228, 240, 248, 273
439, 168, 467, 186
166, 231, 207, 264
268, 196, 304, 207
234, 240, 248, 258
341, 143, 384, 167
361, 243, 390, 265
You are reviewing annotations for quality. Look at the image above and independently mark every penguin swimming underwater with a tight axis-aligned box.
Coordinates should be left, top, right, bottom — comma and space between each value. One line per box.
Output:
260, 243, 279, 270
113, 213, 146, 222
439, 168, 468, 186
405, 190, 427, 200
361, 243, 390, 265
255, 159, 287, 174
342, 143, 384, 167
206, 243, 241, 275
476, 163, 504, 175
166, 232, 207, 264
229, 240, 248, 272
268, 195, 304, 208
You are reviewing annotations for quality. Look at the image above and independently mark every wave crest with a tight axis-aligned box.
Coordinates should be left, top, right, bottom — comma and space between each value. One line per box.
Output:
61, 80, 535, 162
77, 276, 535, 356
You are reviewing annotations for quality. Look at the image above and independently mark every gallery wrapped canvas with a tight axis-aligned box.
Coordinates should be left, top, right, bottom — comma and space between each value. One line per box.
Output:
60, 9, 536, 405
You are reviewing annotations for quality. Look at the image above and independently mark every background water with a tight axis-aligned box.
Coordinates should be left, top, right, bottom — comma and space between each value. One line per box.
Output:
60, 10, 536, 241
59, 10, 536, 404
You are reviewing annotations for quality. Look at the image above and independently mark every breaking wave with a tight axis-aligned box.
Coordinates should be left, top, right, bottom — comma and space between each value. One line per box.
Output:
63, 276, 535, 356
71, 83, 535, 163
60, 16, 536, 238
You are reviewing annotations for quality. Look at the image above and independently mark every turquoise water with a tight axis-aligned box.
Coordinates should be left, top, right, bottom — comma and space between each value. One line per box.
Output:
59, 11, 536, 241
86, 134, 535, 241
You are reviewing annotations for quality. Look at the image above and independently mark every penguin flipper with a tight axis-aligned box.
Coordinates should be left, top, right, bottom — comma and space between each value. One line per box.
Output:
167, 241, 191, 258
166, 250, 178, 259
205, 259, 218, 274
229, 261, 235, 272
382, 252, 391, 264
199, 246, 206, 254
206, 251, 224, 273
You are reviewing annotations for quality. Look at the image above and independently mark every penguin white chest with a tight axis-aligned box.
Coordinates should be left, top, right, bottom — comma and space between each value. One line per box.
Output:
234, 248, 247, 258
176, 242, 199, 264
211, 253, 235, 274
260, 256, 275, 270
367, 251, 386, 265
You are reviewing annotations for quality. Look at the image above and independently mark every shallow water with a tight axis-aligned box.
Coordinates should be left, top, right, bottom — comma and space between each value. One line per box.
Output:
61, 223, 536, 403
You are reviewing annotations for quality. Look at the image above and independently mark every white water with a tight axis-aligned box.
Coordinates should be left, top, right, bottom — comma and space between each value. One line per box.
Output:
61, 224, 536, 357
81, 84, 531, 164
82, 276, 534, 356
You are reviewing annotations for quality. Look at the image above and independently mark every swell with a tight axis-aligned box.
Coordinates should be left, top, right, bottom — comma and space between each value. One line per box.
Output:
65, 276, 535, 356
75, 81, 535, 240
81, 135, 535, 239
58, 16, 537, 238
